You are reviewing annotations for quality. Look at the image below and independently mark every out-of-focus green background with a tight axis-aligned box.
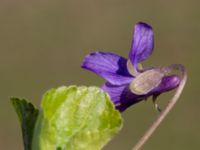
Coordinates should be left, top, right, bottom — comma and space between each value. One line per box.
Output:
0, 0, 199, 149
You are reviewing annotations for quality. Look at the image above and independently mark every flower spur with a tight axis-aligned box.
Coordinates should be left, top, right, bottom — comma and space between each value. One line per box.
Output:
82, 22, 181, 112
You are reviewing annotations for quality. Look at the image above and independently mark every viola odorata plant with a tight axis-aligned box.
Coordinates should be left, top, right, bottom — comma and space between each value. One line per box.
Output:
11, 22, 187, 150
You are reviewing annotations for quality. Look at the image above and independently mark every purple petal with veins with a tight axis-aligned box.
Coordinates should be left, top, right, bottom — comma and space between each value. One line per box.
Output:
82, 52, 133, 85
129, 22, 154, 69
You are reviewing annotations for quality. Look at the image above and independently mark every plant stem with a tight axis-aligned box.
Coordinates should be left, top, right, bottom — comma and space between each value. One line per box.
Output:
132, 64, 187, 150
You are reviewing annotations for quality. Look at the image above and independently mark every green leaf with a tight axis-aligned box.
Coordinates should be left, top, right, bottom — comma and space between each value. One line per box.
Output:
11, 97, 39, 150
32, 86, 123, 150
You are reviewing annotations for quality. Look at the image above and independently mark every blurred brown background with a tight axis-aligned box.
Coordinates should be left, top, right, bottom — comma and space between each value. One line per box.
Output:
0, 0, 199, 149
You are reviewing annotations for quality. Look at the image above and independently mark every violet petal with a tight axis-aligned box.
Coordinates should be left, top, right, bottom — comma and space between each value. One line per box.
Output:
150, 75, 181, 94
101, 82, 146, 112
82, 52, 133, 85
129, 22, 154, 69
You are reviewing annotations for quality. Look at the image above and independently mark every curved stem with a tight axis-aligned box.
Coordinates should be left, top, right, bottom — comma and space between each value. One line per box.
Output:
132, 64, 187, 150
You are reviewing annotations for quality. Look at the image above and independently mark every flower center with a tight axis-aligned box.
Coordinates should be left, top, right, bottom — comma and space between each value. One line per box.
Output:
129, 69, 165, 95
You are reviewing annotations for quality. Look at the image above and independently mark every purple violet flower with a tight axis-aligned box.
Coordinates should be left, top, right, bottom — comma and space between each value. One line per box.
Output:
82, 22, 181, 112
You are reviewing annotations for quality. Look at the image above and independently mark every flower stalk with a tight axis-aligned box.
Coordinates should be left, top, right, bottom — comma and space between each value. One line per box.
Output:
132, 64, 187, 150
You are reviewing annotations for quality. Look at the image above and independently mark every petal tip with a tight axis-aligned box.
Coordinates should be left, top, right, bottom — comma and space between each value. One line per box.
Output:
129, 22, 154, 68
135, 22, 153, 30
170, 75, 181, 87
81, 51, 99, 68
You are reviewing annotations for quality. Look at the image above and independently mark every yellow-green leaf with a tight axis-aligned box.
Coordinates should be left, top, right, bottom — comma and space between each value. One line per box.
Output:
32, 86, 123, 150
